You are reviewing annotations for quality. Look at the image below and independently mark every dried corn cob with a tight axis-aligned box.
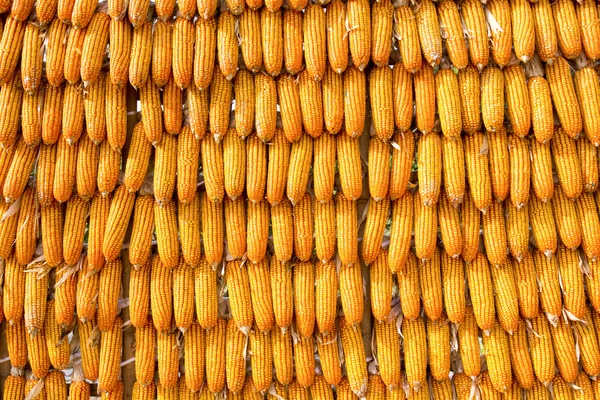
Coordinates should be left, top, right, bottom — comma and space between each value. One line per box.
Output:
370, 66, 394, 141
576, 192, 600, 261
389, 131, 414, 200
129, 21, 152, 89
546, 57, 583, 137
194, 258, 218, 329
129, 259, 150, 328
298, 69, 324, 139
397, 252, 421, 320
0, 71, 24, 149
438, 192, 462, 258
102, 185, 135, 262
415, 0, 441, 67
314, 133, 337, 203
0, 18, 26, 85
552, 185, 582, 250
414, 64, 435, 134
532, 249, 563, 321
21, 23, 43, 94
97, 133, 121, 196
530, 139, 554, 201
283, 10, 303, 75
574, 66, 600, 146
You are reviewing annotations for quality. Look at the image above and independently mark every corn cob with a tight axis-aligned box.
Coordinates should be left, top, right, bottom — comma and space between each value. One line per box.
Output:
157, 329, 179, 389
192, 18, 216, 91
481, 67, 505, 133
171, 18, 195, 88
455, 66, 481, 134
197, 0, 217, 18
21, 23, 43, 94
417, 133, 442, 206
389, 131, 414, 200
461, 0, 489, 68
418, 247, 443, 321
134, 320, 156, 386
37, 0, 59, 23
436, 0, 467, 69
504, 204, 529, 266
87, 192, 110, 273
271, 328, 293, 385
576, 0, 600, 60
207, 71, 233, 142
529, 193, 557, 256
153, 134, 177, 205
457, 306, 481, 378
72, 0, 99, 28
343, 66, 367, 137
298, 69, 324, 139
546, 58, 583, 137
174, 127, 199, 202
576, 192, 600, 261
312, 261, 338, 336
314, 133, 337, 203
127, 0, 148, 26
283, 10, 303, 75
288, 380, 310, 400
175, 194, 201, 267
78, 319, 100, 381
226, 260, 254, 333
76, 261, 99, 324
531, 0, 558, 62
255, 75, 278, 142
490, 263, 519, 334
346, 0, 371, 70
154, 200, 179, 269
97, 258, 122, 332
129, 21, 152, 89
6, 317, 28, 369
102, 185, 135, 262
466, 252, 496, 333
310, 375, 334, 400
45, 299, 71, 370
440, 250, 465, 324
148, 20, 173, 88
271, 200, 292, 261
391, 64, 413, 134
70, 381, 91, 400
532, 249, 563, 321
260, 9, 283, 76
4, 375, 26, 399
437, 193, 462, 258
173, 260, 194, 331
339, 262, 364, 325
392, 7, 420, 74
249, 325, 273, 392
246, 199, 269, 263
413, 64, 435, 134
183, 321, 205, 392
4, 255, 25, 324
339, 316, 368, 396
550, 318, 579, 384
25, 322, 50, 377
40, 201, 63, 268
336, 133, 362, 201
129, 259, 150, 328
402, 315, 428, 391
414, 191, 437, 261
11, 0, 34, 20
374, 318, 400, 390
368, 138, 392, 204
21, 86, 43, 146
82, 73, 105, 144
97, 137, 121, 196
326, 0, 348, 73
24, 378, 46, 399
61, 82, 85, 145
424, 316, 448, 382
122, 123, 150, 193
463, 132, 493, 212
362, 198, 389, 265
0, 202, 18, 261
291, 260, 315, 338
552, 185, 582, 250
276, 73, 303, 143
368, 251, 391, 322
291, 194, 313, 261
237, 10, 262, 74
509, 253, 538, 319
485, 128, 508, 204
336, 192, 359, 265
61, 196, 89, 266
578, 137, 598, 192
0, 71, 23, 148
573, 309, 600, 376
149, 256, 174, 334
200, 191, 223, 266
435, 68, 462, 139
14, 188, 36, 265
397, 251, 421, 320
551, 0, 581, 59
0, 18, 26, 85
503, 66, 531, 140
556, 246, 586, 321
370, 0, 393, 66
575, 66, 600, 146
194, 258, 218, 329
294, 334, 316, 388
299, 5, 326, 80
415, 0, 441, 67
485, 0, 511, 66
510, 0, 535, 62
314, 199, 336, 263
286, 133, 313, 205
247, 259, 275, 333
80, 12, 110, 84
216, 11, 237, 80
226, 317, 247, 393
502, 320, 533, 392
74, 136, 98, 200
529, 139, 554, 201
269, 256, 293, 330
161, 76, 182, 136
232, 72, 254, 139
370, 66, 394, 141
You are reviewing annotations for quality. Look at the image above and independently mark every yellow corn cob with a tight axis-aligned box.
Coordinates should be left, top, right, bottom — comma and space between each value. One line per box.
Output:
80, 12, 110, 84
464, 132, 493, 212
578, 137, 598, 192
370, 66, 394, 141
293, 194, 314, 261
0, 71, 23, 148
505, 206, 528, 267
249, 326, 273, 392
208, 69, 232, 140
371, 0, 393, 66
481, 67, 505, 133
192, 19, 216, 91
293, 334, 315, 388
389, 131, 414, 200
154, 134, 177, 205
392, 9, 420, 74
436, 68, 462, 139
391, 65, 413, 135
485, 128, 507, 203
362, 198, 389, 266
326, 0, 348, 73
102, 185, 135, 262
339, 316, 368, 396
415, 0, 441, 67
194, 257, 218, 329
419, 247, 443, 321
149, 20, 173, 88
4, 255, 25, 324
76, 257, 99, 323
336, 133, 362, 200
11, 0, 34, 20
461, 0, 489, 69
346, 0, 370, 70
302, 4, 326, 80
197, 0, 216, 18
129, 259, 151, 328
339, 262, 364, 325
553, 186, 582, 250
37, 0, 59, 24
269, 256, 294, 330
21, 86, 43, 146
216, 11, 238, 80
457, 306, 481, 378
546, 58, 583, 137
62, 82, 85, 145
123, 123, 151, 193
246, 135, 267, 200
107, 18, 132, 89
417, 133, 442, 206
62, 195, 89, 266
238, 10, 263, 74
6, 317, 28, 369
550, 318, 579, 383
176, 127, 199, 202
343, 66, 366, 137
440, 138, 465, 207
314, 133, 337, 203
552, 0, 581, 59
310, 375, 334, 400
162, 76, 183, 135
402, 315, 428, 391
531, 0, 558, 62
369, 251, 392, 322
530, 139, 554, 201
437, 0, 468, 69
505, 320, 534, 391
127, 0, 148, 26
427, 315, 450, 382
438, 193, 463, 258
291, 260, 315, 338
154, 200, 179, 269
75, 136, 98, 201
505, 66, 532, 138
0, 18, 26, 85
509, 253, 538, 319
97, 316, 123, 393
510, 0, 535, 62
172, 17, 195, 89
24, 377, 46, 399
82, 73, 105, 145
70, 380, 92, 400
577, 192, 600, 260
574, 66, 600, 146
97, 138, 121, 196
270, 200, 292, 261
314, 199, 336, 263
246, 199, 269, 263
52, 272, 79, 328
87, 192, 110, 273
226, 260, 254, 333
573, 309, 600, 376
173, 260, 194, 331
373, 318, 400, 390
440, 250, 465, 324
336, 192, 359, 265
223, 131, 246, 201
271, 328, 293, 385
466, 252, 496, 333
486, 0, 512, 66
414, 191, 437, 261
477, 372, 502, 400
482, 201, 508, 268
21, 23, 43, 94
129, 21, 152, 89
150, 256, 174, 333
0, 202, 18, 261
179, 193, 201, 267
183, 321, 205, 392
490, 262, 519, 333
226, 317, 247, 393
527, 75, 554, 144
157, 330, 180, 389
78, 319, 100, 381
200, 135, 225, 204
135, 320, 156, 386
397, 251, 421, 320
529, 192, 558, 257
248, 259, 275, 332
298, 69, 324, 139
283, 10, 303, 75
456, 66, 481, 134
45, 300, 70, 370
286, 133, 313, 205
97, 258, 122, 332
261, 9, 283, 76
313, 261, 338, 336
576, 0, 600, 60
46, 373, 69, 400
276, 73, 302, 143
72, 0, 98, 28
413, 64, 435, 134
40, 201, 63, 267
200, 191, 223, 266
532, 249, 563, 321
206, 322, 226, 393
